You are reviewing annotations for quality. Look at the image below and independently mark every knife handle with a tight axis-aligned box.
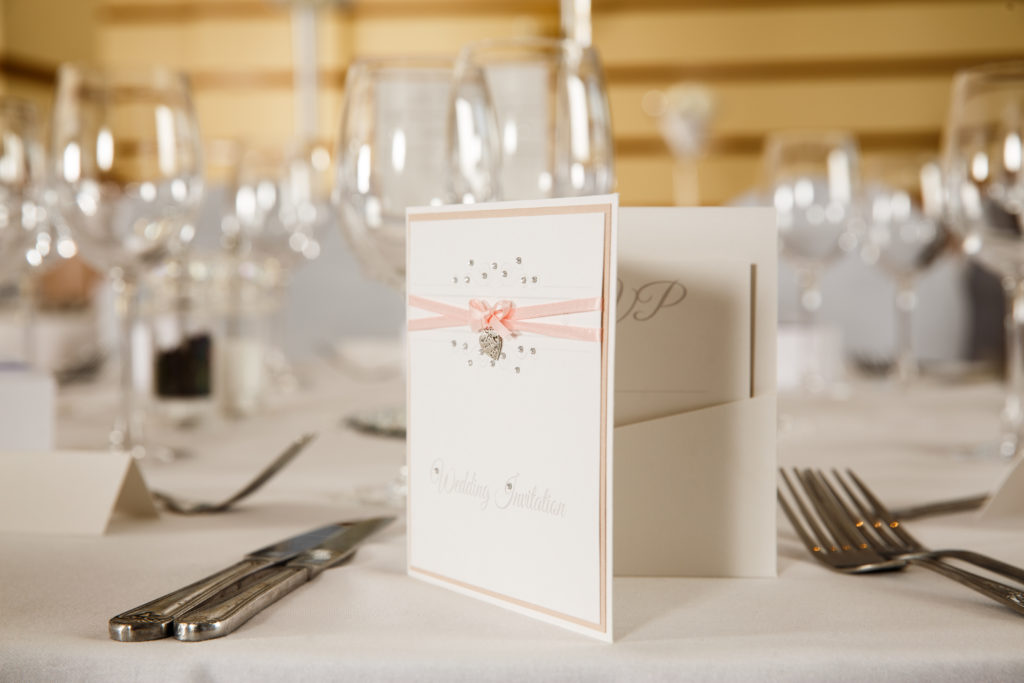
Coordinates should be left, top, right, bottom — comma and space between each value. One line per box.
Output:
174, 565, 309, 641
108, 558, 272, 642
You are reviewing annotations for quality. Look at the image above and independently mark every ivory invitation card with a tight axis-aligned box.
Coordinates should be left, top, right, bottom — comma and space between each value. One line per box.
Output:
406, 195, 618, 641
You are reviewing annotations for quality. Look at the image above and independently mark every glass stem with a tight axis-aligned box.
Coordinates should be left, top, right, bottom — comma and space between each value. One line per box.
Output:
894, 276, 918, 386
797, 267, 824, 393
1000, 277, 1024, 459
19, 272, 37, 367
112, 273, 143, 457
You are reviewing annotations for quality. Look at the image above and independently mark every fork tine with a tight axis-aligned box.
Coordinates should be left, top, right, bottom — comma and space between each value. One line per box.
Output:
828, 469, 901, 554
779, 469, 834, 553
845, 468, 926, 550
795, 469, 860, 551
806, 470, 880, 552
778, 466, 835, 552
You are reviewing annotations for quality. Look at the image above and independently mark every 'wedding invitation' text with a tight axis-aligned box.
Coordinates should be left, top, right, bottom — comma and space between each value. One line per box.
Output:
429, 459, 567, 518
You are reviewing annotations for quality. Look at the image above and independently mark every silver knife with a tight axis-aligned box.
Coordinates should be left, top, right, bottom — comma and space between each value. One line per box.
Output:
109, 522, 359, 642
174, 516, 394, 641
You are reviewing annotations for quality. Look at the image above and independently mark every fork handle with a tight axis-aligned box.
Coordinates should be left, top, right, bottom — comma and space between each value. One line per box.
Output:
916, 549, 1024, 586
909, 557, 1024, 616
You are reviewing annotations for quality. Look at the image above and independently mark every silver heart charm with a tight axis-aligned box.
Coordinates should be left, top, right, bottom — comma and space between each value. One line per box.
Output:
479, 328, 503, 361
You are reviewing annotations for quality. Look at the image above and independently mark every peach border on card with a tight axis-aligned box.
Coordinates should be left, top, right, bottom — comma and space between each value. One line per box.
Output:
406, 202, 613, 635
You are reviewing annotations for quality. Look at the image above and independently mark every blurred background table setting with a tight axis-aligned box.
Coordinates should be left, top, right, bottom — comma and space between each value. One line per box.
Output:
2, 0, 1024, 679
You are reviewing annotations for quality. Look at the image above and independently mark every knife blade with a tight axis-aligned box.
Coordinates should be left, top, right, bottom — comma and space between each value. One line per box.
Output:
109, 522, 358, 642
174, 515, 394, 641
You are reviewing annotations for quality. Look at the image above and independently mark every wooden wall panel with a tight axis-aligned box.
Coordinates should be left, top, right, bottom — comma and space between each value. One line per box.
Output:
3, 0, 1022, 205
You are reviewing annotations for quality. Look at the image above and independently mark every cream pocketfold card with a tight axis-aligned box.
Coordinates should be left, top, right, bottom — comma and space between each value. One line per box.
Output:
614, 207, 777, 578
406, 195, 618, 641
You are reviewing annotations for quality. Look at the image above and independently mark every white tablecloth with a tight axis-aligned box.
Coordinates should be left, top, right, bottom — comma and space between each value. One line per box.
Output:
4, 365, 1024, 681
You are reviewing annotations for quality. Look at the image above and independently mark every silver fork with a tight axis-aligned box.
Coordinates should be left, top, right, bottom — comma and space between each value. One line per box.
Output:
150, 433, 316, 515
780, 469, 1024, 616
836, 469, 1024, 585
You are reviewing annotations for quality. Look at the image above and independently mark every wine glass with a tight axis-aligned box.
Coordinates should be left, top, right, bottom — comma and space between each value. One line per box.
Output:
860, 156, 953, 385
51, 64, 203, 458
765, 130, 861, 393
942, 61, 1024, 459
334, 56, 497, 501
0, 96, 49, 365
451, 36, 614, 201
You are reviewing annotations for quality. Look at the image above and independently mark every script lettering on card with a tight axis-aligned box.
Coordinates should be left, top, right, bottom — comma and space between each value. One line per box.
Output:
617, 278, 688, 323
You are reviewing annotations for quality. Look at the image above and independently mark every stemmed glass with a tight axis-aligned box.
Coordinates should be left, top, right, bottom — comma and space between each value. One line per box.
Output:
860, 156, 952, 385
335, 56, 497, 500
451, 36, 614, 201
765, 130, 861, 393
942, 61, 1024, 459
51, 64, 203, 458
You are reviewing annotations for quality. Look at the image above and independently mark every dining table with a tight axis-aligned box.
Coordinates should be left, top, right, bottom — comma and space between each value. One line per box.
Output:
3, 352, 1024, 682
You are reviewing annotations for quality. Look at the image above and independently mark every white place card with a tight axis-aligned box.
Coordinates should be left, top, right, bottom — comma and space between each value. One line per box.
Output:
406, 195, 617, 641
0, 451, 158, 535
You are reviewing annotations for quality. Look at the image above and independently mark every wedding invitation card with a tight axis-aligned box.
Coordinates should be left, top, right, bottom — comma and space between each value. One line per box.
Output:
406, 195, 618, 641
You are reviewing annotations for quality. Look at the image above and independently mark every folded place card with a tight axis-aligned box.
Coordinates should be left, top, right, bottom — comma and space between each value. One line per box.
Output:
0, 451, 158, 535
406, 195, 618, 641
406, 200, 777, 640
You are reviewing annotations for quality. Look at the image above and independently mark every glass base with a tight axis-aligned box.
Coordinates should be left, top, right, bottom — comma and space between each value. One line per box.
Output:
344, 405, 406, 439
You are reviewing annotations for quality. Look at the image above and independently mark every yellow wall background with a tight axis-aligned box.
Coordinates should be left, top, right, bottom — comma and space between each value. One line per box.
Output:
1, 0, 1022, 205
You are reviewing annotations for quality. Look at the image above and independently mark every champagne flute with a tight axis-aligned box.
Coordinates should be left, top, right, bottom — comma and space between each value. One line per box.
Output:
860, 156, 953, 385
51, 64, 203, 458
765, 130, 861, 393
452, 36, 614, 201
942, 61, 1024, 459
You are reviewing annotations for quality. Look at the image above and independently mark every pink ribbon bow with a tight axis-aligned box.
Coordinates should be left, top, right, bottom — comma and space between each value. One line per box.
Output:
408, 295, 602, 342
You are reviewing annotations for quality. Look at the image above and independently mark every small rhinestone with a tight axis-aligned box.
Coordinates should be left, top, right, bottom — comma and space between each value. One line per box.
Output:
530, 347, 536, 355
433, 466, 440, 474
502, 270, 508, 277
467, 359, 473, 366
517, 345, 524, 353
531, 276, 538, 283
515, 257, 522, 264
506, 481, 513, 490
490, 360, 495, 367
451, 340, 456, 347
521, 276, 527, 284
462, 342, 468, 350
452, 276, 458, 283
491, 262, 498, 269
500, 352, 506, 360
469, 259, 474, 266
481, 272, 487, 279
464, 276, 470, 283
514, 366, 520, 374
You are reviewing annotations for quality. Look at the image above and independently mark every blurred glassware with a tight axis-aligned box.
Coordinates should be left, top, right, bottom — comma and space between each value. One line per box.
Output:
336, 56, 463, 291
0, 97, 44, 276
764, 129, 861, 393
860, 156, 953, 385
642, 83, 715, 206
50, 64, 204, 458
943, 61, 1024, 459
0, 96, 81, 367
334, 56, 495, 502
229, 142, 330, 267
451, 36, 614, 202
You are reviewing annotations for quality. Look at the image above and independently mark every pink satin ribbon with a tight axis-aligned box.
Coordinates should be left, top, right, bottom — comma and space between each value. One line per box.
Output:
408, 295, 602, 342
